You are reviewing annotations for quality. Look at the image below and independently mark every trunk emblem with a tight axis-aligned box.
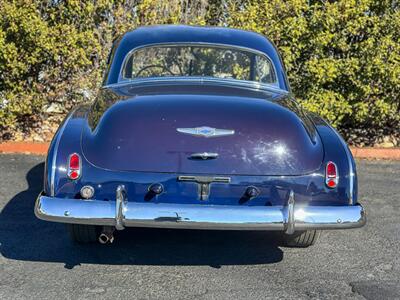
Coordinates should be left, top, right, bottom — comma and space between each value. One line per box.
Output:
177, 126, 235, 138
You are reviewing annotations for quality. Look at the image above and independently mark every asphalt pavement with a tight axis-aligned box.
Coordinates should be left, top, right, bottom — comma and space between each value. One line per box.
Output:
0, 155, 399, 299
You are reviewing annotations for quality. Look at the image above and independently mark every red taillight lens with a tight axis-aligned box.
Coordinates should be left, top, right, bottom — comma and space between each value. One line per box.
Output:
69, 153, 80, 170
326, 179, 336, 188
326, 162, 337, 178
69, 170, 80, 180
68, 153, 81, 180
325, 161, 338, 188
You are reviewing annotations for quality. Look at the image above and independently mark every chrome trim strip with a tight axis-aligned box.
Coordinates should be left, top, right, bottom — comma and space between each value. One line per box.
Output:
327, 124, 355, 204
189, 152, 219, 160
35, 194, 366, 231
50, 111, 75, 197
104, 76, 288, 95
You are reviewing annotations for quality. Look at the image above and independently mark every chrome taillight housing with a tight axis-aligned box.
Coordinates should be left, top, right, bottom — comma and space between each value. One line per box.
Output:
325, 161, 338, 188
68, 153, 81, 180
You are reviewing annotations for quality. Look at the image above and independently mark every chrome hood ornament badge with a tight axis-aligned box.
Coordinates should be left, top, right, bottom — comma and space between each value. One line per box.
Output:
177, 126, 235, 138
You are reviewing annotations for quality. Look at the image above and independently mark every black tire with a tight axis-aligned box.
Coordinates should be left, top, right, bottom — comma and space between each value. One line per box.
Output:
67, 224, 99, 243
282, 230, 321, 247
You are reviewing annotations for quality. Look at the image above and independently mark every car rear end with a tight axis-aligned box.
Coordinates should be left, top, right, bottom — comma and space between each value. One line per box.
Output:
35, 86, 365, 246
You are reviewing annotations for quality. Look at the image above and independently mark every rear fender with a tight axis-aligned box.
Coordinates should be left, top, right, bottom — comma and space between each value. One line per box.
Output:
44, 106, 89, 196
311, 114, 357, 205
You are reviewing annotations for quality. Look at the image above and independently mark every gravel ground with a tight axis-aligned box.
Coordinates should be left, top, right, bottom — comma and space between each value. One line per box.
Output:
0, 155, 399, 300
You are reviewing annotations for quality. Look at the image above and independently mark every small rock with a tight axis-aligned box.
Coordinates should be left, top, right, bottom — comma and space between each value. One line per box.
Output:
377, 142, 395, 148
33, 135, 44, 142
45, 103, 64, 113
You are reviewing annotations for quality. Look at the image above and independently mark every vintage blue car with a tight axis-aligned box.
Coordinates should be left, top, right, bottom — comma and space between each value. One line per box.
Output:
35, 25, 366, 247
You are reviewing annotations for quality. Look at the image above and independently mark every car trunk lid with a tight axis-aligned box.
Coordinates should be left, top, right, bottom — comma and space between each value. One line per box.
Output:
82, 88, 323, 176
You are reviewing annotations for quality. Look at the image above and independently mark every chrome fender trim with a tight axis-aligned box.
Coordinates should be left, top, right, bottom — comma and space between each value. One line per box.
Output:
327, 123, 355, 204
49, 109, 76, 197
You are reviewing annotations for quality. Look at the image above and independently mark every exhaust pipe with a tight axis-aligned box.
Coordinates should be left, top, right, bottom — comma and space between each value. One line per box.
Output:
98, 226, 115, 244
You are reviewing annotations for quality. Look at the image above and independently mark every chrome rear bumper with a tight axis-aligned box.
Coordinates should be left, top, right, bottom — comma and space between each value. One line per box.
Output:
34, 190, 366, 232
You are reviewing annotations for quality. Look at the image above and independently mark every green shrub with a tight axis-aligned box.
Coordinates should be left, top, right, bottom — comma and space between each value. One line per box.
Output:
226, 0, 399, 144
0, 0, 399, 145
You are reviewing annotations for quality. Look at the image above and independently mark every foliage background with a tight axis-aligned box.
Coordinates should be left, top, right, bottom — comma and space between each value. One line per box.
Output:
0, 0, 399, 146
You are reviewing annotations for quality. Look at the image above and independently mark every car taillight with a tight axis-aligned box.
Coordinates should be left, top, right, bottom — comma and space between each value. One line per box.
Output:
68, 153, 81, 180
325, 161, 338, 188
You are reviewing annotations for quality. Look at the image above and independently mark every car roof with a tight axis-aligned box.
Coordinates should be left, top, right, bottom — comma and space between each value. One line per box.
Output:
104, 25, 289, 90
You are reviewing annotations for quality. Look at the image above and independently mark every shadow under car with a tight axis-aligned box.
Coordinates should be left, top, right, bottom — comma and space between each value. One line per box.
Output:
0, 162, 284, 269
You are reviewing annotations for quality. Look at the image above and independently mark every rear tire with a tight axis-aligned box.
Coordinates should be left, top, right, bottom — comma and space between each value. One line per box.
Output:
67, 224, 99, 243
282, 230, 321, 247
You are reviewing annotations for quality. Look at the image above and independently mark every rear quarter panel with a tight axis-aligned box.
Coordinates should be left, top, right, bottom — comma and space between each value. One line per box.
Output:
44, 106, 89, 196
310, 113, 357, 205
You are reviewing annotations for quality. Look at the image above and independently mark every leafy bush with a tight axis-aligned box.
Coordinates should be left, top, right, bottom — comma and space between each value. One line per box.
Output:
0, 0, 399, 145
226, 0, 400, 145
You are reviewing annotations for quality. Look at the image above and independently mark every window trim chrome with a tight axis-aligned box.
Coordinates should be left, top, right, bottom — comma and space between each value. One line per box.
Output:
104, 76, 288, 95
117, 42, 280, 87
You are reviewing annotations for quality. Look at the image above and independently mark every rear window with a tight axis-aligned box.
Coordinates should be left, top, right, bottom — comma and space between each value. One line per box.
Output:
122, 45, 277, 85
